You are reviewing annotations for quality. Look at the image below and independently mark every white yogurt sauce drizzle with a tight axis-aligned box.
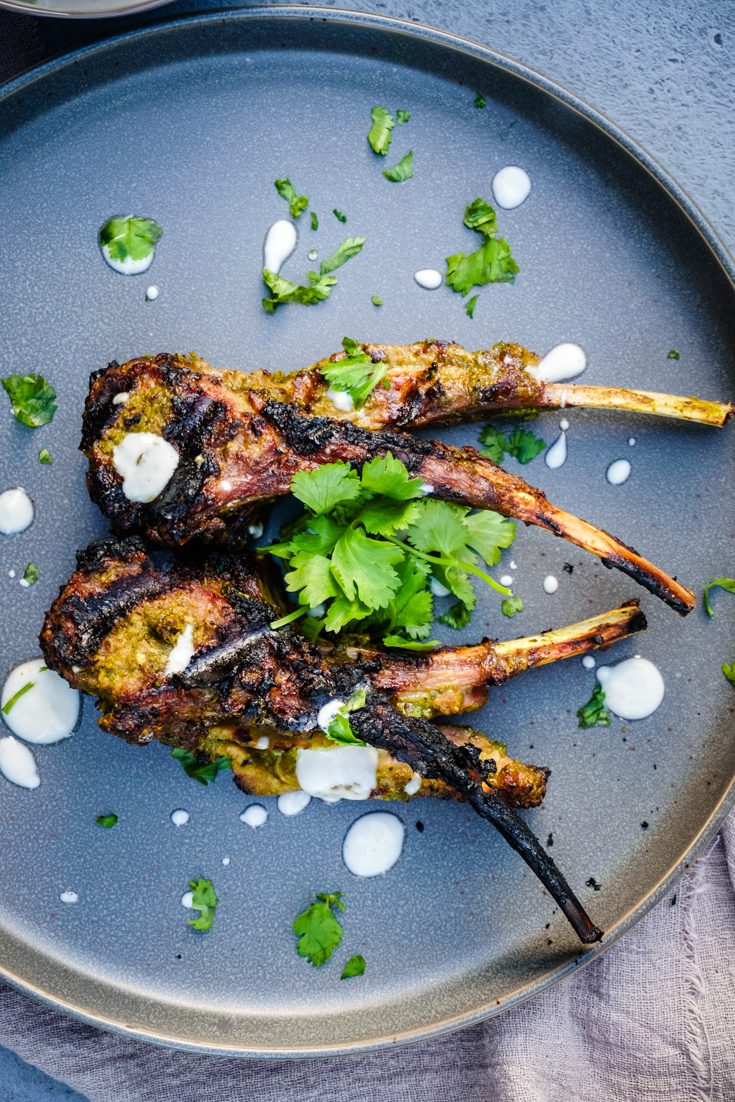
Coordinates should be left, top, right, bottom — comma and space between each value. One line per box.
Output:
420, 484, 434, 496
295, 746, 378, 803
628, 437, 636, 446
278, 791, 312, 816
492, 166, 532, 210
60, 891, 78, 904
326, 388, 354, 412
112, 392, 129, 406
499, 575, 513, 587
0, 736, 40, 788
404, 773, 422, 796
343, 812, 405, 877
545, 431, 567, 470
112, 433, 179, 503
529, 343, 587, 383
146, 285, 159, 300
560, 418, 570, 431
263, 220, 297, 275
181, 891, 194, 909
596, 657, 664, 719
170, 809, 190, 827
255, 735, 270, 750
607, 459, 631, 485
543, 575, 559, 594
414, 269, 443, 290
222, 856, 231, 866
429, 576, 451, 598
240, 804, 268, 828
317, 698, 345, 730
101, 246, 154, 276
164, 624, 195, 677
1, 658, 79, 744
581, 655, 596, 670
0, 488, 34, 535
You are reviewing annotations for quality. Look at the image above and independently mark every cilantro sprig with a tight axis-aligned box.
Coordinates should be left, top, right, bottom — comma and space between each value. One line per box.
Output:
188, 878, 217, 931
320, 337, 390, 409
2, 374, 57, 427
22, 563, 40, 586
479, 423, 546, 465
383, 151, 413, 183
577, 683, 610, 728
293, 892, 345, 966
367, 106, 394, 154
341, 954, 366, 979
325, 690, 367, 745
703, 577, 735, 685
274, 178, 309, 219
171, 748, 231, 786
262, 238, 365, 313
98, 216, 162, 263
262, 454, 514, 640
445, 198, 518, 296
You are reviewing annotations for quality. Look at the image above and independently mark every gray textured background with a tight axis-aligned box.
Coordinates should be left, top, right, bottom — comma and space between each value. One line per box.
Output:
0, 0, 733, 1097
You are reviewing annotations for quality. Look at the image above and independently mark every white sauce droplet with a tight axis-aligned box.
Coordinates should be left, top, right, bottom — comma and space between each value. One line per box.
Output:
510, 561, 517, 570
8, 570, 15, 579
560, 389, 568, 408
308, 249, 317, 261
263, 219, 297, 275
278, 791, 312, 816
221, 856, 231, 866
317, 698, 345, 730
170, 809, 190, 827
404, 773, 422, 796
1, 659, 79, 744
596, 657, 664, 719
420, 484, 434, 496
0, 488, 34, 535
112, 432, 179, 503
529, 343, 587, 383
112, 392, 130, 405
628, 437, 636, 447
248, 523, 264, 538
429, 576, 451, 598
326, 388, 355, 412
581, 655, 596, 670
491, 165, 532, 209
295, 746, 379, 803
499, 575, 513, 587
607, 459, 631, 485
255, 735, 270, 750
220, 480, 233, 492
414, 268, 443, 290
101, 244, 154, 276
0, 736, 40, 788
60, 891, 78, 904
545, 431, 568, 469
19, 578, 30, 589
560, 418, 570, 431
543, 575, 559, 594
146, 285, 159, 300
307, 603, 325, 618
181, 891, 193, 909
240, 804, 268, 828
343, 812, 405, 877
164, 624, 195, 677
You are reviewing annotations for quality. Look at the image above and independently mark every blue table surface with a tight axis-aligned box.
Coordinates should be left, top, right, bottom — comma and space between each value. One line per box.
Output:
1, 1, 733, 1098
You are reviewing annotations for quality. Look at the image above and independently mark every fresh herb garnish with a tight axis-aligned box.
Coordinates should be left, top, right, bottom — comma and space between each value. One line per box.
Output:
325, 690, 367, 746
341, 954, 366, 979
293, 892, 345, 966
311, 212, 318, 230
723, 662, 735, 685
474, 93, 486, 108
396, 110, 411, 125
502, 596, 523, 617
2, 374, 57, 428
2, 681, 34, 715
38, 448, 53, 464
367, 106, 394, 155
171, 748, 231, 786
371, 295, 383, 306
382, 151, 413, 183
382, 634, 439, 650
22, 563, 40, 586
188, 878, 217, 931
98, 216, 162, 264
95, 814, 118, 829
577, 683, 610, 728
320, 337, 390, 409
478, 423, 545, 464
445, 198, 518, 296
333, 209, 347, 223
667, 350, 680, 359
466, 294, 478, 319
262, 270, 337, 312
319, 237, 366, 276
274, 177, 309, 219
703, 577, 735, 616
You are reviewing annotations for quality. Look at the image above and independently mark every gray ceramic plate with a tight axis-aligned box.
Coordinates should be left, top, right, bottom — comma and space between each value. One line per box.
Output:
1, 6, 734, 1057
0, 0, 173, 22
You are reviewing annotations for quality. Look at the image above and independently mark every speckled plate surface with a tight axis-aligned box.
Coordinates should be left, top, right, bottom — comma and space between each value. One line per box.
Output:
0, 6, 734, 1057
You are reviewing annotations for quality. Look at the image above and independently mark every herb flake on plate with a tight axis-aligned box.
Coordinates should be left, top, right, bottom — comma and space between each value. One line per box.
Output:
367, 105, 394, 154
95, 814, 118, 828
38, 448, 53, 464
171, 748, 231, 786
445, 198, 518, 296
479, 423, 545, 464
293, 892, 345, 966
577, 683, 610, 728
341, 954, 366, 979
188, 878, 217, 931
2, 374, 57, 427
98, 216, 162, 264
382, 151, 413, 182
274, 177, 309, 219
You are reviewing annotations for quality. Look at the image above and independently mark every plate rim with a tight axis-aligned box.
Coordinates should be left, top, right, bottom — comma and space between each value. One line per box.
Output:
1, 4, 734, 1057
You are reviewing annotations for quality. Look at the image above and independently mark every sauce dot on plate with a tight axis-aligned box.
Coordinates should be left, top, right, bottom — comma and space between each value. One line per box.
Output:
60, 891, 78, 904
492, 165, 531, 209
181, 891, 194, 909
277, 791, 311, 816
0, 488, 34, 535
170, 809, 190, 827
1, 658, 79, 744
146, 285, 159, 300
343, 812, 405, 877
240, 804, 268, 828
606, 459, 631, 485
596, 657, 664, 719
414, 268, 442, 290
543, 575, 559, 594
582, 655, 596, 670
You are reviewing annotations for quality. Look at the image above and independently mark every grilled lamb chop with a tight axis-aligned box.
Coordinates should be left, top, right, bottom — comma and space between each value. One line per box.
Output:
80, 354, 696, 614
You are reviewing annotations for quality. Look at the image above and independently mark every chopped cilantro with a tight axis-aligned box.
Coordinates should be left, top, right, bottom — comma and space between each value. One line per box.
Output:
502, 596, 523, 617
577, 683, 610, 728
188, 878, 217, 931
311, 211, 318, 230
98, 216, 162, 263
382, 635, 439, 650
367, 106, 394, 154
703, 577, 735, 616
479, 423, 545, 464
320, 337, 390, 408
371, 295, 383, 306
2, 681, 34, 715
474, 93, 486, 108
293, 892, 345, 966
38, 448, 53, 464
723, 662, 735, 685
438, 601, 473, 630
171, 748, 231, 786
382, 151, 413, 182
2, 374, 57, 428
325, 692, 367, 746
445, 198, 518, 296
341, 954, 366, 979
667, 350, 680, 359
466, 294, 478, 318
333, 209, 347, 223
262, 269, 337, 313
396, 110, 411, 125
320, 238, 366, 276
274, 177, 309, 219
95, 814, 118, 829
22, 563, 40, 585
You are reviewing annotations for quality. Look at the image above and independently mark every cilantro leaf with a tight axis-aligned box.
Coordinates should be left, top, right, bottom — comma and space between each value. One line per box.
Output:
382, 635, 438, 650
293, 892, 345, 966
474, 93, 486, 108
98, 216, 162, 262
188, 877, 217, 931
478, 425, 507, 463
331, 528, 404, 607
326, 694, 367, 746
262, 268, 337, 312
38, 448, 52, 464
703, 577, 735, 616
324, 595, 372, 633
274, 177, 309, 219
502, 596, 523, 617
439, 601, 473, 630
22, 563, 40, 585
95, 814, 118, 828
2, 374, 57, 427
668, 350, 680, 359
445, 198, 518, 295
361, 453, 425, 500
577, 683, 610, 728
285, 552, 341, 608
291, 463, 362, 514
389, 559, 434, 637
462, 510, 516, 565
319, 238, 366, 276
506, 427, 546, 464
723, 662, 735, 685
311, 212, 318, 230
368, 106, 394, 154
371, 295, 383, 305
333, 209, 347, 223
289, 514, 347, 556
396, 110, 411, 125
463, 198, 498, 235
321, 336, 389, 408
2, 681, 34, 715
341, 954, 366, 978
171, 748, 231, 786
406, 499, 473, 560
383, 151, 413, 182
466, 294, 478, 318
357, 497, 420, 537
